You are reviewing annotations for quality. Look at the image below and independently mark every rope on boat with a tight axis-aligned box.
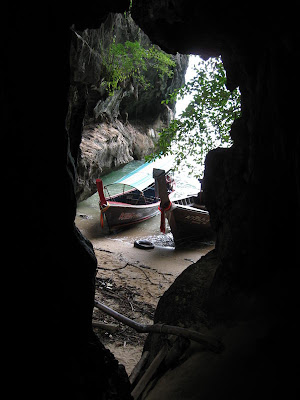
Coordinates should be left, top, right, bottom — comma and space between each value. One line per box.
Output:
100, 202, 110, 228
158, 201, 172, 233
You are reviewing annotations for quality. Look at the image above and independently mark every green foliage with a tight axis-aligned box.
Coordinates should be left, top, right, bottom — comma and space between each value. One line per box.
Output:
146, 56, 241, 177
102, 38, 176, 95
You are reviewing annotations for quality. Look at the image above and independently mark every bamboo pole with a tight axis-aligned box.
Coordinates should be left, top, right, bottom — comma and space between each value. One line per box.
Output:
131, 345, 168, 400
94, 300, 223, 353
129, 351, 150, 385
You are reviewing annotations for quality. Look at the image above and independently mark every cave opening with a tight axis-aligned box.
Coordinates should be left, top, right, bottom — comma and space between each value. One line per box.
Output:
72, 34, 223, 373
6, 2, 298, 399
69, 3, 299, 396
69, 6, 261, 394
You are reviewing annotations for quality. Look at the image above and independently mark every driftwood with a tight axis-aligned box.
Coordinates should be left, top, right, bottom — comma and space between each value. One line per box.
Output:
92, 320, 118, 333
131, 345, 168, 400
94, 300, 223, 353
129, 350, 150, 385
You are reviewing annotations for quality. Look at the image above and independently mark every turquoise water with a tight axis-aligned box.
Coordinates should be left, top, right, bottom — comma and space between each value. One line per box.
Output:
75, 159, 201, 246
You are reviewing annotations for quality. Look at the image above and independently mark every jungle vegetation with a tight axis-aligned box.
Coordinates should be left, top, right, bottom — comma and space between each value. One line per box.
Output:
147, 56, 241, 177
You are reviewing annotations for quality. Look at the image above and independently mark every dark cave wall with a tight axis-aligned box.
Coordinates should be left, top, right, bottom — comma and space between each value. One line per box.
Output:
132, 0, 299, 305
6, 2, 133, 399
131, 0, 300, 395
5, 0, 299, 398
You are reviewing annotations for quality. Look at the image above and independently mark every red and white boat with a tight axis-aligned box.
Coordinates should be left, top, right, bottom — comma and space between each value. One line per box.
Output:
96, 157, 175, 232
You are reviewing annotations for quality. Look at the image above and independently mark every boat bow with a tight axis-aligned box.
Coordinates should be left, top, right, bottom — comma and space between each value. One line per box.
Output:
96, 178, 110, 227
154, 168, 174, 233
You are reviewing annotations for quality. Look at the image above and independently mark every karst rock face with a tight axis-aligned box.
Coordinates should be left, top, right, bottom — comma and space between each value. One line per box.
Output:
67, 12, 188, 201
131, 1, 299, 398
6, 1, 299, 399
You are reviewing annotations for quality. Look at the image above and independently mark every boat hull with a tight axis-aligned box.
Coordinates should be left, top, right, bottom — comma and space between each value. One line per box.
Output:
155, 169, 214, 246
96, 163, 175, 232
104, 201, 160, 231
166, 201, 215, 246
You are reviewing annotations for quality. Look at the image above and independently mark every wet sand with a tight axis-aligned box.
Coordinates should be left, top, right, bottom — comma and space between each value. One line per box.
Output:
76, 212, 214, 375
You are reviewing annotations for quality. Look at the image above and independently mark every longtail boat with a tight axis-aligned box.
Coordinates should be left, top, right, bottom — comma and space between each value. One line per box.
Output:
155, 169, 215, 247
96, 157, 175, 232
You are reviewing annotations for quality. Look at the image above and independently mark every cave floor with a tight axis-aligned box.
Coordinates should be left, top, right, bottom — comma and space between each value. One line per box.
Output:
89, 234, 214, 375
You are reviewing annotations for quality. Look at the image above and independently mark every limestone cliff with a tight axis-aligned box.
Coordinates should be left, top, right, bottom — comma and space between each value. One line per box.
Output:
67, 13, 188, 202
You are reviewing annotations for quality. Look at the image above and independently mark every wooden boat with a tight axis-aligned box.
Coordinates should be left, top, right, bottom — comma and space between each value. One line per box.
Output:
155, 169, 215, 246
96, 157, 175, 232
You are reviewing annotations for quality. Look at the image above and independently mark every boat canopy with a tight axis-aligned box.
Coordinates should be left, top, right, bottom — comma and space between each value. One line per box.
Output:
115, 155, 174, 192
103, 183, 139, 198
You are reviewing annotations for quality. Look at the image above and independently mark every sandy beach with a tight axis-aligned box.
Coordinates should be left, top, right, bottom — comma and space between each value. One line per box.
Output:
76, 211, 214, 375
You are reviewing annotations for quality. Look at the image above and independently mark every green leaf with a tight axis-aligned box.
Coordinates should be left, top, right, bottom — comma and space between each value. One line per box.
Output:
148, 56, 241, 177
101, 39, 176, 95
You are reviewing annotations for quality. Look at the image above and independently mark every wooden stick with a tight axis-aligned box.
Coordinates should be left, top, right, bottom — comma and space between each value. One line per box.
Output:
129, 351, 150, 385
131, 345, 168, 400
94, 300, 223, 352
92, 320, 118, 333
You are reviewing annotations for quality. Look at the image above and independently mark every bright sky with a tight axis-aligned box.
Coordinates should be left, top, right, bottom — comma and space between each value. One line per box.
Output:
171, 54, 238, 182
175, 55, 201, 117
171, 55, 204, 187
